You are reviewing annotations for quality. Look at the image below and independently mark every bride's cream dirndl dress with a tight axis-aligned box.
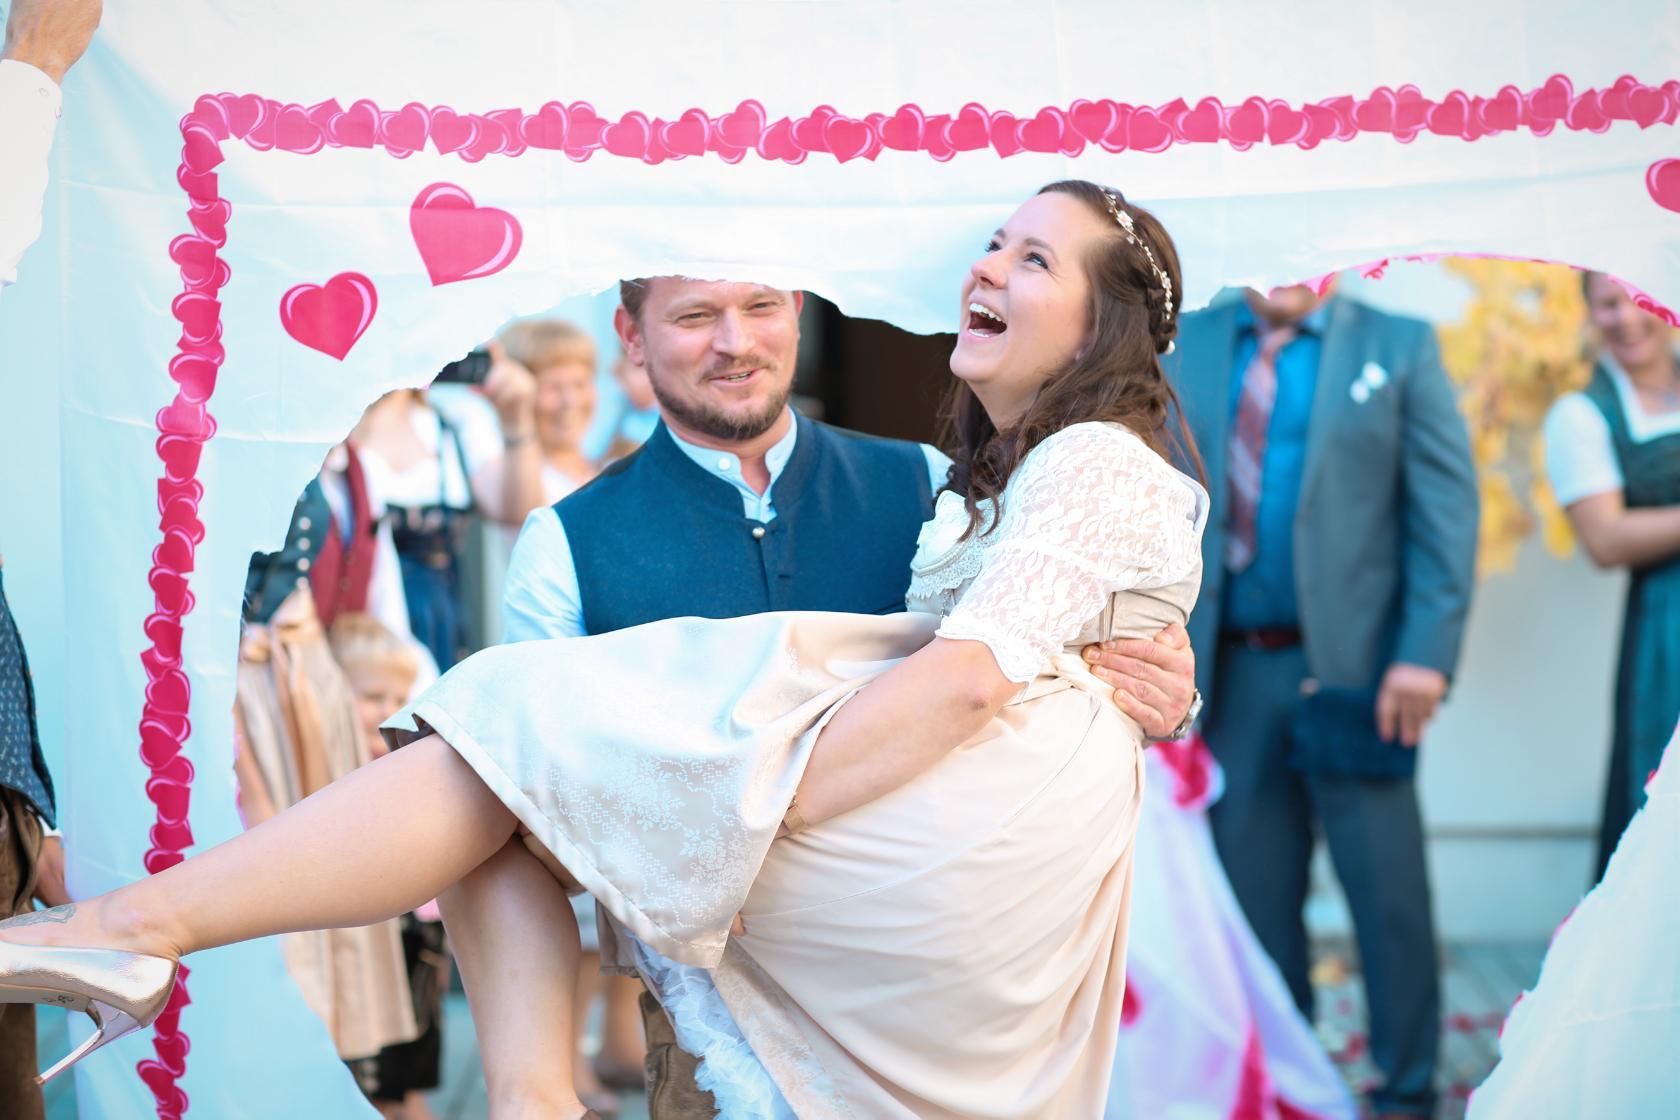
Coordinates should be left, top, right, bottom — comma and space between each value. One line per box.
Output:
385, 422, 1207, 1119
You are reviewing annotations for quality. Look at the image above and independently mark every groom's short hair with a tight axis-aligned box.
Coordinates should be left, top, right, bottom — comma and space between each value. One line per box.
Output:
619, 278, 651, 322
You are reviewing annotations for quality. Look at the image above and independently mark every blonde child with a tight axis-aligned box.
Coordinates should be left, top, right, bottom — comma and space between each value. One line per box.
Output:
329, 614, 447, 1120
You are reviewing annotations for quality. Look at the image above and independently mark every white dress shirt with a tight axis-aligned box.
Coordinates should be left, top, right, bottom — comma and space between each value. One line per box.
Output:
501, 414, 951, 643
0, 59, 62, 289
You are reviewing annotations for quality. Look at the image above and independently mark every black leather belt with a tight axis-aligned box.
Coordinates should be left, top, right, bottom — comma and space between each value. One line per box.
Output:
1221, 627, 1303, 651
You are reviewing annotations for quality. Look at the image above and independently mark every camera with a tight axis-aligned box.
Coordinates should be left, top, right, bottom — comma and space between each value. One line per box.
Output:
433, 347, 492, 386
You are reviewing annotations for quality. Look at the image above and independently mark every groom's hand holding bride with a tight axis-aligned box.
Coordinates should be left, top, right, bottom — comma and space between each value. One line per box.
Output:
1082, 623, 1197, 739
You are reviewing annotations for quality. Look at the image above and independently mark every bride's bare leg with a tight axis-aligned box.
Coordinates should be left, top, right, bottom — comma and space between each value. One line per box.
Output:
439, 839, 587, 1120
0, 736, 517, 961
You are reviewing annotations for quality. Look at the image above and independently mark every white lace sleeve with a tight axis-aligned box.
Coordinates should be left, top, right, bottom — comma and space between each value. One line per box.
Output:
937, 423, 1204, 684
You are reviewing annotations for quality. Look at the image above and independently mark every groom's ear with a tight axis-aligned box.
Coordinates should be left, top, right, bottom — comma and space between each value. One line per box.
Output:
614, 304, 646, 368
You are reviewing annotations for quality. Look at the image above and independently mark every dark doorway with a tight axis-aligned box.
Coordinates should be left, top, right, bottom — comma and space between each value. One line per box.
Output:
799, 295, 955, 448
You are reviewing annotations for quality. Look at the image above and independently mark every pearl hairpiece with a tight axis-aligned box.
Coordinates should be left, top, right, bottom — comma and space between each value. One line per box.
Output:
1102, 190, 1174, 322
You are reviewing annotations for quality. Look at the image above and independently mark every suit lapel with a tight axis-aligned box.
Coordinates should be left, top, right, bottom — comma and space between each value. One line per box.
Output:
1300, 297, 1362, 510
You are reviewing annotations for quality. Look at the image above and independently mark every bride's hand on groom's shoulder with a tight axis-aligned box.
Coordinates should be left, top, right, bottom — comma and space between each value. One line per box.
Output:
1082, 624, 1196, 739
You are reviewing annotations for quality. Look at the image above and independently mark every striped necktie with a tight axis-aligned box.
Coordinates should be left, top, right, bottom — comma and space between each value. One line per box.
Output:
1225, 322, 1297, 572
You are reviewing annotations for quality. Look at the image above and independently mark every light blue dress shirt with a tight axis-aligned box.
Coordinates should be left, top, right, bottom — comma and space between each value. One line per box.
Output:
501, 411, 952, 643
1221, 301, 1331, 631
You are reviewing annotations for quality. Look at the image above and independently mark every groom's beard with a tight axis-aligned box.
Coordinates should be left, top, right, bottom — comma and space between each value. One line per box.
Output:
648, 354, 793, 442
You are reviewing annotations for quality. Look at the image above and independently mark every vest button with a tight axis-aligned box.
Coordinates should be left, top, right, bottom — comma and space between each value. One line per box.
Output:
297, 516, 312, 532
296, 536, 311, 551
751, 526, 766, 540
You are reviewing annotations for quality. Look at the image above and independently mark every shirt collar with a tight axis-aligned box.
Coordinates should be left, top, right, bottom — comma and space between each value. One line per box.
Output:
666, 408, 800, 490
1237, 297, 1334, 338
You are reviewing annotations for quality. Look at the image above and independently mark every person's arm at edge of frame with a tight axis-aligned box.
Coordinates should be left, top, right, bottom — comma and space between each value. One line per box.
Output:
0, 0, 101, 286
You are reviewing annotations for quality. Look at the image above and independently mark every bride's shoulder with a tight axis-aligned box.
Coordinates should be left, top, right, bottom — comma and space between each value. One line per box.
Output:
1018, 422, 1207, 518
1018, 421, 1166, 477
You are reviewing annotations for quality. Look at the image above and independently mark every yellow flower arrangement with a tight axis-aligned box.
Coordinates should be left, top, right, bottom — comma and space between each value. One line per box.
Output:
1435, 259, 1592, 576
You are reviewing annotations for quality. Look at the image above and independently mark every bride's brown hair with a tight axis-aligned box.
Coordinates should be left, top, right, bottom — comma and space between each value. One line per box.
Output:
941, 180, 1203, 537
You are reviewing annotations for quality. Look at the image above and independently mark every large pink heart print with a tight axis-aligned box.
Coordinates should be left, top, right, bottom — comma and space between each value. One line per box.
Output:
279, 272, 377, 360
410, 181, 523, 285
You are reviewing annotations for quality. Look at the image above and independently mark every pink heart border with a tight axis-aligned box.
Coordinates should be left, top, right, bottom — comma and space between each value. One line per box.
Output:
148, 72, 1680, 1117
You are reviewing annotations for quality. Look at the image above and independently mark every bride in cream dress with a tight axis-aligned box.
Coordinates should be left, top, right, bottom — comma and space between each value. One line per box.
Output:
1, 180, 1205, 1120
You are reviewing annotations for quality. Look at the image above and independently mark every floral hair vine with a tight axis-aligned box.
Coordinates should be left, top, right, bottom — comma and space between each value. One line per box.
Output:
1101, 189, 1175, 325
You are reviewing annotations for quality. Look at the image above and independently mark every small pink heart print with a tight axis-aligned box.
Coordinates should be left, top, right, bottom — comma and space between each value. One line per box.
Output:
1647, 159, 1680, 213
279, 272, 378, 360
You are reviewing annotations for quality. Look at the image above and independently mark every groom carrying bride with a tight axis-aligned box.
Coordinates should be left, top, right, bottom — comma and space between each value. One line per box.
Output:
490, 273, 1201, 1116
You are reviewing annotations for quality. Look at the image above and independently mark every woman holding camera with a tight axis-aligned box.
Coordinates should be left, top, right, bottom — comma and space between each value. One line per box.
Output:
352, 344, 545, 670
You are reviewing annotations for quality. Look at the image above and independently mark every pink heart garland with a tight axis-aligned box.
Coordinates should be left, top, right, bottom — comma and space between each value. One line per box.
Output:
143, 616, 185, 663
946, 104, 990, 151
150, 819, 196, 853
1127, 107, 1173, 153
143, 850, 186, 875
329, 99, 380, 148
880, 105, 925, 151
987, 111, 1023, 158
661, 109, 710, 157
279, 272, 377, 359
1226, 97, 1270, 147
1018, 108, 1064, 153
757, 118, 805, 164
824, 116, 873, 163
155, 433, 206, 484
409, 182, 523, 286
1068, 98, 1119, 144
521, 101, 569, 149
171, 292, 221, 347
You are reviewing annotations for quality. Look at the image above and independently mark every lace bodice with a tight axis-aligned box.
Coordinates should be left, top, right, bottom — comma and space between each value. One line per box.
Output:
906, 422, 1207, 683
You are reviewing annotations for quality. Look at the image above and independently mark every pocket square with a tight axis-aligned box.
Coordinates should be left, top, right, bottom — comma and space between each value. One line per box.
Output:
1350, 360, 1390, 403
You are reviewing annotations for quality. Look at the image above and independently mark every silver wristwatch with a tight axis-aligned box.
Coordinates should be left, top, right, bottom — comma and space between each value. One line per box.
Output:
1155, 688, 1203, 743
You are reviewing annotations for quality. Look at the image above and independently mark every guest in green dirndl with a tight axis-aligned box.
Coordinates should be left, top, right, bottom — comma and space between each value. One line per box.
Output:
1543, 271, 1680, 878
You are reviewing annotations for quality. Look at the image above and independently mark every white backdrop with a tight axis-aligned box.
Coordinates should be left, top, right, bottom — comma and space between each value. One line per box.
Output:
2, 1, 1679, 1115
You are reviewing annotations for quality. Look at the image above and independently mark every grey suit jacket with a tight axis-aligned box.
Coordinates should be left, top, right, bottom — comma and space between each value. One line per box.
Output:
1166, 296, 1479, 698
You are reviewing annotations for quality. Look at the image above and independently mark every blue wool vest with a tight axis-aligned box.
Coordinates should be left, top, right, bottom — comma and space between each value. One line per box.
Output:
556, 415, 936, 635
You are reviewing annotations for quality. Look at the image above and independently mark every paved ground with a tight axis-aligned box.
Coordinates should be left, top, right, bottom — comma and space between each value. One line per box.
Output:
1311, 939, 1545, 1120
42, 939, 1542, 1119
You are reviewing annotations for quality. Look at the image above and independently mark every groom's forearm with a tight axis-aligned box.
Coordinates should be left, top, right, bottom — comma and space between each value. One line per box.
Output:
794, 637, 1017, 828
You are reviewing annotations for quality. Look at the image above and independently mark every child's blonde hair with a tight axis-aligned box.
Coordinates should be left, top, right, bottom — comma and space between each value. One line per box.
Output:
328, 613, 419, 686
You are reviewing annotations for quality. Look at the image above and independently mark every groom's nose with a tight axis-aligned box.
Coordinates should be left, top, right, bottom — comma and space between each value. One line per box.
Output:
710, 307, 751, 355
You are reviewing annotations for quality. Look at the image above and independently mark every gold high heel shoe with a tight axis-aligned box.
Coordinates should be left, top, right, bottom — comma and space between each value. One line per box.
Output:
0, 941, 178, 1084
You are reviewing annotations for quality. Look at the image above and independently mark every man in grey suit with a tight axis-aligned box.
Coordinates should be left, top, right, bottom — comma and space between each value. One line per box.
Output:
1166, 282, 1478, 1119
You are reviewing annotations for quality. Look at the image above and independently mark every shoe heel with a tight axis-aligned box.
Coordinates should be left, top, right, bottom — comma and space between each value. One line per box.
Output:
36, 1000, 146, 1086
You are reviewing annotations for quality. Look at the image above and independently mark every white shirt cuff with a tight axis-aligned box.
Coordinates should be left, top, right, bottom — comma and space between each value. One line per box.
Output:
0, 58, 64, 288
0, 58, 63, 114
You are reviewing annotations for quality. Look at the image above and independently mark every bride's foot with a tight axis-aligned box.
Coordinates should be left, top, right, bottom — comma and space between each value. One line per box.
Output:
0, 910, 179, 1084
0, 894, 182, 961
